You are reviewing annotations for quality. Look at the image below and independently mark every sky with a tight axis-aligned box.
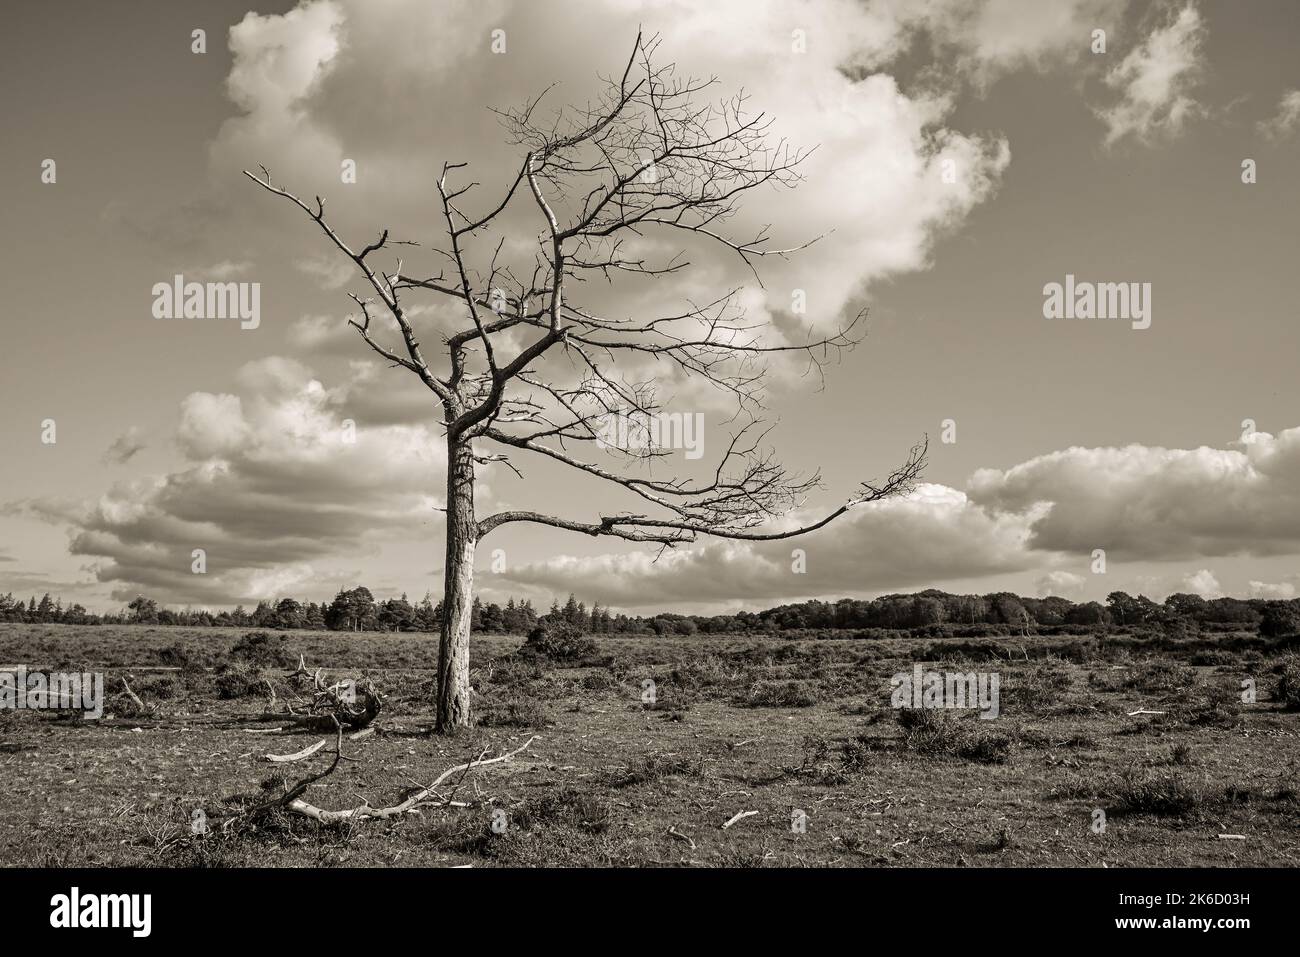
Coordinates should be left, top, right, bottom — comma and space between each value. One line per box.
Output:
1, 0, 1298, 615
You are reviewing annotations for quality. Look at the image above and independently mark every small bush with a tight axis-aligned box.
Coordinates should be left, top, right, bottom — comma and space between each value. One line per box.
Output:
1181, 684, 1243, 727
156, 643, 198, 668
1276, 657, 1300, 710
739, 679, 820, 708
579, 670, 618, 692
1107, 770, 1204, 817
229, 631, 294, 668
514, 788, 612, 834
135, 674, 184, 700
896, 708, 1014, 764
486, 658, 544, 687
214, 662, 265, 700
609, 752, 706, 787
1005, 665, 1072, 713
840, 733, 888, 771
669, 655, 746, 692
1123, 660, 1196, 694
522, 623, 598, 662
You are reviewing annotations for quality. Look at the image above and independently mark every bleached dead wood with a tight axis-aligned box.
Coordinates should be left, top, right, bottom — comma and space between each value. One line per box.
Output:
120, 676, 151, 711
265, 739, 326, 763
722, 810, 758, 829
284, 734, 538, 824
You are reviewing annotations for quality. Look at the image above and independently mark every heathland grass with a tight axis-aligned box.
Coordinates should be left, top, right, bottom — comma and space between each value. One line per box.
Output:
1, 622, 1297, 867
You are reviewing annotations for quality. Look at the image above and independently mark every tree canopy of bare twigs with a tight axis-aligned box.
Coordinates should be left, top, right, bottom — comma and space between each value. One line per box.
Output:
246, 31, 926, 732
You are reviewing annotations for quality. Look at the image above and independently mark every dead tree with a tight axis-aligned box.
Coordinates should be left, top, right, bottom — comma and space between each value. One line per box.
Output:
246, 32, 925, 733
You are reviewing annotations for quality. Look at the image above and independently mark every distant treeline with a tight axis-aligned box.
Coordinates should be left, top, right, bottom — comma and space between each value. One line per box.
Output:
3, 586, 1298, 638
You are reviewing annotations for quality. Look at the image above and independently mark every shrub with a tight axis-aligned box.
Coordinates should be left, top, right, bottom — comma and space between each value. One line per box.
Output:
740, 679, 820, 708
229, 631, 294, 668
1276, 656, 1300, 710
609, 752, 705, 786
156, 642, 198, 668
486, 658, 544, 686
522, 623, 598, 662
514, 788, 612, 834
1107, 770, 1204, 817
214, 662, 265, 699
1005, 665, 1072, 713
579, 670, 618, 692
1123, 660, 1196, 694
1181, 684, 1243, 727
668, 655, 745, 692
1189, 650, 1235, 666
135, 674, 184, 700
896, 708, 1014, 764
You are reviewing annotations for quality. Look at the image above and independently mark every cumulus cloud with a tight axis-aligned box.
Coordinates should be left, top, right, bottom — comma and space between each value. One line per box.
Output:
1096, 2, 1206, 146
896, 0, 1128, 81
102, 427, 147, 465
293, 254, 354, 291
184, 259, 254, 280
1180, 568, 1222, 598
1036, 570, 1087, 598
499, 425, 1300, 609
213, 0, 1019, 348
1249, 579, 1296, 600
499, 483, 1048, 607
324, 361, 440, 427
56, 357, 447, 604
286, 313, 356, 356
1258, 89, 1300, 141
967, 427, 1300, 560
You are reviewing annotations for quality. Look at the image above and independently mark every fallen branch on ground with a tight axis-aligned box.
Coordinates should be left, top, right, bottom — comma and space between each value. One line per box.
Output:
265, 739, 327, 763
285, 735, 538, 824
722, 809, 758, 829
218, 720, 538, 830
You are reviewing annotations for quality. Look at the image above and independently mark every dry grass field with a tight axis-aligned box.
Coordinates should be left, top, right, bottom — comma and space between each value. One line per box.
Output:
1, 622, 1297, 867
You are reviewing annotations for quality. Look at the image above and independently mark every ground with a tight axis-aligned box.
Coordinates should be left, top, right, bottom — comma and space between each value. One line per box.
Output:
1, 622, 1297, 867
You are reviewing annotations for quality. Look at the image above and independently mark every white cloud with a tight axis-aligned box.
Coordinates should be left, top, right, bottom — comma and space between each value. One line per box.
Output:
1036, 570, 1086, 597
1096, 2, 1205, 146
1181, 568, 1222, 598
213, 0, 1015, 347
902, 0, 1129, 81
1258, 89, 1300, 141
499, 482, 1047, 608
967, 427, 1300, 560
1249, 579, 1296, 600
293, 254, 354, 291
62, 357, 449, 604
500, 424, 1300, 608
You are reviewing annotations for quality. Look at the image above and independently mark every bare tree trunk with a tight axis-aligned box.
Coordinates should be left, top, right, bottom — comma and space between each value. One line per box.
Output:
436, 436, 476, 732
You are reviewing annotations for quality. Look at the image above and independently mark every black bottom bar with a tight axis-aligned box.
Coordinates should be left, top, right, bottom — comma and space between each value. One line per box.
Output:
0, 867, 1281, 942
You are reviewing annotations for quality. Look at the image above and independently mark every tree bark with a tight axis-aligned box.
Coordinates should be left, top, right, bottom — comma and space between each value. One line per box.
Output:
436, 436, 476, 732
